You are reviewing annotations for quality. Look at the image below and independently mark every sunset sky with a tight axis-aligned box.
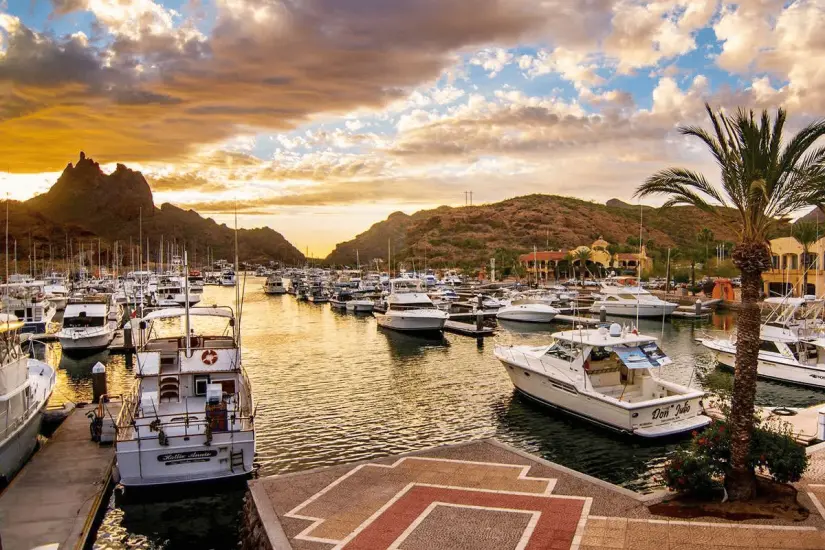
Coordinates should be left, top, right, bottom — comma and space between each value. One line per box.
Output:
2, 1, 824, 256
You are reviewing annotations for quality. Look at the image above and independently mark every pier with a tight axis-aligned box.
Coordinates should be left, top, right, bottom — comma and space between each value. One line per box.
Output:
707, 402, 825, 446
0, 404, 117, 550
443, 320, 495, 336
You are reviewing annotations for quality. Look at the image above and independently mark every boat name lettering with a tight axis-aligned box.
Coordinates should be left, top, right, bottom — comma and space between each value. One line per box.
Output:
651, 403, 690, 420
157, 450, 218, 463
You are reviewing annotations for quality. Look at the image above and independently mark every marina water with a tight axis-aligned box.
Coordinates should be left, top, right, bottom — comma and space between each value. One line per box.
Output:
42, 281, 825, 549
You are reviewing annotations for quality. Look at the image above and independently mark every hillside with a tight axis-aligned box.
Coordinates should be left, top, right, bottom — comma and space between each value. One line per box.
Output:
19, 153, 305, 265
325, 194, 765, 268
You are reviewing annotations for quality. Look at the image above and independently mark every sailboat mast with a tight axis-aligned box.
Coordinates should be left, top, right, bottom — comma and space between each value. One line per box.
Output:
184, 251, 191, 357
4, 196, 8, 294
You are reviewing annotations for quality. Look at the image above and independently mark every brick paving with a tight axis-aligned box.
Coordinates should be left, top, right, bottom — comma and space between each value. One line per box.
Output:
250, 439, 825, 550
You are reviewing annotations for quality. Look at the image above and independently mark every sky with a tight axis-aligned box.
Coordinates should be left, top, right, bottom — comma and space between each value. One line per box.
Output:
1, 0, 823, 256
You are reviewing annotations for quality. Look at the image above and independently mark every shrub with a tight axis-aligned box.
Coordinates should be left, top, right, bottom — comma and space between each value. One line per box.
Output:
662, 419, 808, 496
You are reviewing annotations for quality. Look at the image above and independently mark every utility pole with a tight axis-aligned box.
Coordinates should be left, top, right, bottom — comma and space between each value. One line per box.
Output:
464, 191, 468, 206
469, 191, 473, 206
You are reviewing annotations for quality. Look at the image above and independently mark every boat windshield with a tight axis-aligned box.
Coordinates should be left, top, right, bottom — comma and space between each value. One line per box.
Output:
64, 315, 105, 328
545, 339, 579, 361
390, 303, 436, 310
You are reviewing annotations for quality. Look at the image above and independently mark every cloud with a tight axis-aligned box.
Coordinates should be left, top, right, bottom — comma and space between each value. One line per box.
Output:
1, 0, 546, 172
148, 172, 230, 193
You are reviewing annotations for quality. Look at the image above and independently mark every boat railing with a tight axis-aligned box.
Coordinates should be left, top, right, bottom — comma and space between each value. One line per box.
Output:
0, 394, 41, 442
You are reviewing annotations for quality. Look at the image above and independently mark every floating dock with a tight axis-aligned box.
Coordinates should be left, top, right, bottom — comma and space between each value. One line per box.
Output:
706, 402, 824, 446
0, 403, 118, 550
447, 311, 499, 321
443, 320, 495, 337
553, 314, 601, 326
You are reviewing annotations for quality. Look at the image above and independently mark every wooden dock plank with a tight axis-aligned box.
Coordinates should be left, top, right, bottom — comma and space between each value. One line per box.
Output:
553, 314, 600, 326
0, 405, 115, 550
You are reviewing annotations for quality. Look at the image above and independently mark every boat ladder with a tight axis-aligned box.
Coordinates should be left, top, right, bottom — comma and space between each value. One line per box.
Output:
230, 449, 244, 472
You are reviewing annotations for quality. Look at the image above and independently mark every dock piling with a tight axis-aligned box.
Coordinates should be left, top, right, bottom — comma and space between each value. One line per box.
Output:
599, 305, 606, 323
92, 362, 107, 404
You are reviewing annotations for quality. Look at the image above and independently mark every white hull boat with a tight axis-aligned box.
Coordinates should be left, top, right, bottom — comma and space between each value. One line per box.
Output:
494, 325, 710, 437
374, 309, 447, 332
0, 315, 56, 483
496, 304, 559, 323
58, 301, 117, 352
346, 299, 374, 312
589, 280, 678, 318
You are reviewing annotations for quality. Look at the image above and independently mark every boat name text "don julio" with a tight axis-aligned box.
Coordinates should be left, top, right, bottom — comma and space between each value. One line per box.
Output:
158, 450, 218, 464
651, 403, 690, 420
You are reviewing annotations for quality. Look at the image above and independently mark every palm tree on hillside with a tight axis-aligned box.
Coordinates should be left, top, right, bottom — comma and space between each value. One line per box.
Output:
574, 248, 592, 280
635, 104, 825, 501
792, 221, 820, 295
697, 228, 714, 267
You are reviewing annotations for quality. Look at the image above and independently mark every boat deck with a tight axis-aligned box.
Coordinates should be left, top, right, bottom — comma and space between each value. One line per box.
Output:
0, 402, 118, 550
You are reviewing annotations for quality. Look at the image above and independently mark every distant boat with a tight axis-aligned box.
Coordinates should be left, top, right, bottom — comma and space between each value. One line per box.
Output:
0, 314, 56, 483
57, 298, 118, 352
589, 278, 677, 318
0, 282, 57, 333
262, 275, 287, 295
496, 303, 559, 323
373, 278, 447, 332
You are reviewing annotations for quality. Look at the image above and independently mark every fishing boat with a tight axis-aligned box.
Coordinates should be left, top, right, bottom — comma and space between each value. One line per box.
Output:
330, 289, 352, 309
220, 269, 236, 287
0, 282, 57, 333
496, 303, 559, 323
44, 273, 70, 311
589, 278, 678, 318
113, 306, 254, 487
153, 277, 201, 307
57, 297, 119, 352
494, 324, 710, 437
262, 275, 287, 295
0, 314, 56, 483
345, 295, 374, 312
373, 278, 448, 332
698, 297, 825, 388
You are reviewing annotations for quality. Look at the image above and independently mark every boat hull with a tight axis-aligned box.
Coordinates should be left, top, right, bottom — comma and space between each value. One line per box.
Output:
703, 340, 825, 389
58, 330, 115, 351
589, 302, 678, 318
496, 307, 557, 323
263, 286, 287, 295
346, 301, 374, 312
374, 312, 446, 332
497, 356, 709, 437
0, 403, 45, 484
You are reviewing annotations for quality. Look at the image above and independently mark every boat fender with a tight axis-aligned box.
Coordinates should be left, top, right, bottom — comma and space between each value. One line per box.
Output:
202, 349, 218, 365
583, 359, 590, 371
771, 407, 797, 417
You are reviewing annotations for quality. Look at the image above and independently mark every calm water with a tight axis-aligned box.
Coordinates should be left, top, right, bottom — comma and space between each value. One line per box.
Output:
39, 281, 825, 549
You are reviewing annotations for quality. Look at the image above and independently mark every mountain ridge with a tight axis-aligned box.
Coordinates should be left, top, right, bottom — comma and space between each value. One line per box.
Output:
17, 153, 305, 265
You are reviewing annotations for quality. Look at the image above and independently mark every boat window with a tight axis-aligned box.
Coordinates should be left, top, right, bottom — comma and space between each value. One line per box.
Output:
194, 375, 210, 396
618, 294, 637, 300
605, 296, 619, 302
63, 315, 105, 328
545, 341, 578, 361
391, 303, 436, 310
759, 340, 780, 354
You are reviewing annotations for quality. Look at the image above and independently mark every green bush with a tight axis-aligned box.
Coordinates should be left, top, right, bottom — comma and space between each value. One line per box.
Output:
662, 419, 808, 495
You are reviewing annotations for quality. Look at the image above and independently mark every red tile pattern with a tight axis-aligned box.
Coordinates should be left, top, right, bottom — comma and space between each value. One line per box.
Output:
341, 485, 586, 550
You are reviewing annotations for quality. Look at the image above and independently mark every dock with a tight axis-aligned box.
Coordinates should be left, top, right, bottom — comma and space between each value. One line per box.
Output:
443, 320, 495, 337
0, 403, 118, 550
706, 402, 824, 446
25, 329, 136, 354
447, 310, 499, 321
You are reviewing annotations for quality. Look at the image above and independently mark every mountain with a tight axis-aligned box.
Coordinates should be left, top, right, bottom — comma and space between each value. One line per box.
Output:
325, 194, 774, 268
797, 206, 824, 224
18, 153, 304, 265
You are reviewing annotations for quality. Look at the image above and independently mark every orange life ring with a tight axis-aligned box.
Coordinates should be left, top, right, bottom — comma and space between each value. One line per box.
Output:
201, 349, 218, 365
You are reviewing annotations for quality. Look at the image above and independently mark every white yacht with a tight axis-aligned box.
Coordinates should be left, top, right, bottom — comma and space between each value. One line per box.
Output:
0, 314, 56, 483
262, 275, 287, 295
698, 297, 825, 388
495, 324, 710, 437
589, 279, 678, 318
345, 295, 375, 313
43, 273, 70, 311
114, 307, 254, 487
496, 303, 560, 323
0, 282, 57, 333
373, 278, 448, 332
57, 299, 118, 352
153, 277, 201, 307
220, 269, 236, 287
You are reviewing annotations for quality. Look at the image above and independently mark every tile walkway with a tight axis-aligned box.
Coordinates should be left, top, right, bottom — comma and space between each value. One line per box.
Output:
250, 439, 825, 550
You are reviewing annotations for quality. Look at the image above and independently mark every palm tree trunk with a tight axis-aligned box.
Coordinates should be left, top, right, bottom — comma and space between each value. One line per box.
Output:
725, 266, 761, 500
802, 250, 809, 295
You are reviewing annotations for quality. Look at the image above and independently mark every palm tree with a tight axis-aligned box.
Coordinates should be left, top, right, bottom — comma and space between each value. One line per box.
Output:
635, 104, 825, 501
574, 248, 592, 280
562, 251, 574, 280
697, 228, 714, 267
606, 243, 621, 273
792, 221, 820, 295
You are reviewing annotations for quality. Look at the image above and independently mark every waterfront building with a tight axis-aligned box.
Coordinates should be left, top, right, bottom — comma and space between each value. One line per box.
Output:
763, 235, 825, 297
518, 237, 653, 282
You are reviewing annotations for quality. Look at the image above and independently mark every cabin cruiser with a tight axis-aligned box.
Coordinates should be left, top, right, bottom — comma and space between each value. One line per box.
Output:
589, 280, 678, 318
494, 324, 710, 436
0, 282, 57, 333
262, 275, 287, 295
58, 298, 119, 352
345, 294, 374, 313
43, 273, 70, 311
0, 314, 56, 483
479, 295, 509, 309
114, 307, 254, 487
220, 269, 236, 287
307, 288, 330, 303
373, 278, 448, 332
330, 290, 353, 309
153, 277, 201, 307
698, 297, 825, 388
496, 303, 560, 323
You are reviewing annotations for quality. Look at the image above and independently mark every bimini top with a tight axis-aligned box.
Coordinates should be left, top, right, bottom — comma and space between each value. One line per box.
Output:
551, 327, 658, 346
0, 313, 23, 334
141, 307, 234, 322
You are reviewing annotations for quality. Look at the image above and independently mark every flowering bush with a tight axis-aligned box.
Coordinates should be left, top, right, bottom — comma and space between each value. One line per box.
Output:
662, 419, 808, 495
